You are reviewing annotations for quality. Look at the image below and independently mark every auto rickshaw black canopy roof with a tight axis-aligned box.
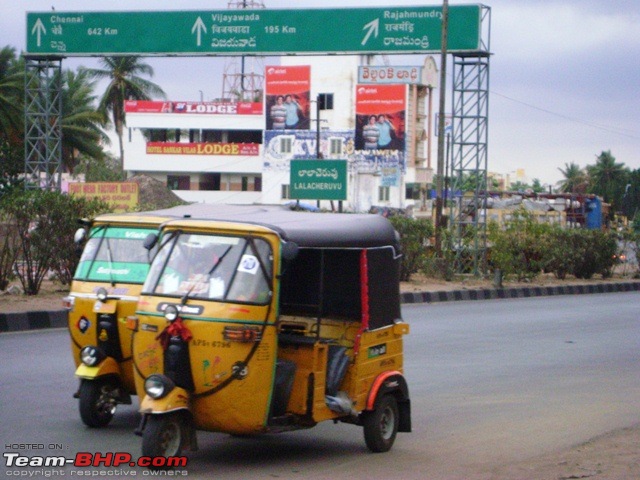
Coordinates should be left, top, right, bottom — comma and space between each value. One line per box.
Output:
136, 203, 402, 328
145, 204, 400, 251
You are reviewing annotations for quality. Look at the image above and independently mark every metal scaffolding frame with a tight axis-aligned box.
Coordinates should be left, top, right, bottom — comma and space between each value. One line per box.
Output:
24, 56, 63, 191
447, 7, 491, 275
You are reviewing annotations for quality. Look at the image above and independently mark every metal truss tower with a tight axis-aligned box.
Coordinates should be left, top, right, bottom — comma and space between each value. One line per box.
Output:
24, 56, 63, 191
447, 7, 491, 275
221, 0, 265, 102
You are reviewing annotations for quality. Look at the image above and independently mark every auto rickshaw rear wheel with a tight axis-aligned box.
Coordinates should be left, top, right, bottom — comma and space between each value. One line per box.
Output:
78, 378, 118, 428
142, 413, 183, 464
362, 394, 399, 453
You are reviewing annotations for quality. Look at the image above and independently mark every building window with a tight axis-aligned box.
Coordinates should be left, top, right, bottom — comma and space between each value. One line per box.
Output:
378, 186, 390, 202
228, 130, 262, 144
254, 176, 262, 192
241, 176, 249, 191
202, 129, 224, 142
318, 93, 334, 110
149, 129, 168, 142
329, 137, 343, 156
199, 173, 220, 191
189, 129, 200, 142
279, 135, 294, 155
405, 183, 421, 200
281, 184, 290, 200
167, 175, 190, 191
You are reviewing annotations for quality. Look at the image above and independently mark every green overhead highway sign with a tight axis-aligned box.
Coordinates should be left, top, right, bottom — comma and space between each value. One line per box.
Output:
26, 5, 483, 56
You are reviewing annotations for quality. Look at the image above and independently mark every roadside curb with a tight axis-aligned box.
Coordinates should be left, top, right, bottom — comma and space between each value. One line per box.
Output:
400, 281, 640, 304
0, 310, 68, 333
1, 281, 639, 333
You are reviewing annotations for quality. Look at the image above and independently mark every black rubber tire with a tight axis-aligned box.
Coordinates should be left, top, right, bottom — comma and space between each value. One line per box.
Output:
142, 413, 183, 466
362, 394, 399, 453
78, 379, 117, 428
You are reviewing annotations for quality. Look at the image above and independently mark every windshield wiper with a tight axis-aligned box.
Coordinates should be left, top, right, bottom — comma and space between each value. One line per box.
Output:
104, 235, 116, 287
180, 245, 232, 305
85, 225, 106, 280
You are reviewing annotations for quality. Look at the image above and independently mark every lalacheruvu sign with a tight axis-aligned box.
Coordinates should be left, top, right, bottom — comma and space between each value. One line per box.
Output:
289, 160, 347, 201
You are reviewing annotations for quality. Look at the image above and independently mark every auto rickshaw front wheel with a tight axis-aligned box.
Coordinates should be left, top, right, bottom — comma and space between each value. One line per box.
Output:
362, 394, 399, 453
142, 413, 183, 462
78, 378, 118, 428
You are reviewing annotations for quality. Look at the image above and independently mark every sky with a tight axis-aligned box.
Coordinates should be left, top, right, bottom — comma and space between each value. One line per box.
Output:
2, 0, 639, 186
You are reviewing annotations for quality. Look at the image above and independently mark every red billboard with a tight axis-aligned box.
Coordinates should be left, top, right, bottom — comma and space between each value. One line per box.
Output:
355, 84, 406, 151
124, 100, 263, 115
265, 65, 311, 130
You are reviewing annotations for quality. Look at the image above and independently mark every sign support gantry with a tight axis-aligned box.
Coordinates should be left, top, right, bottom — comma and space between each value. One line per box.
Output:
448, 51, 490, 275
24, 56, 63, 191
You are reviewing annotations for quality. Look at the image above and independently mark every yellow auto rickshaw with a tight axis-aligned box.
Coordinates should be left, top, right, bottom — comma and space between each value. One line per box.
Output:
129, 205, 411, 460
65, 212, 174, 427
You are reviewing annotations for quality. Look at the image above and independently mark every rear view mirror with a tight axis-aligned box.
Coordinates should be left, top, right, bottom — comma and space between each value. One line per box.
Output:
73, 227, 86, 244
144, 233, 159, 251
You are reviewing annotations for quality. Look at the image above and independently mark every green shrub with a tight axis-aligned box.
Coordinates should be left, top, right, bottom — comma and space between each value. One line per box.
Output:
1, 190, 110, 294
0, 219, 19, 290
544, 229, 585, 280
586, 229, 618, 279
488, 209, 552, 281
388, 215, 434, 281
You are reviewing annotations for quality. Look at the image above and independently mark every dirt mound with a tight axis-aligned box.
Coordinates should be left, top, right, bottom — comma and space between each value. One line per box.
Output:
129, 174, 188, 210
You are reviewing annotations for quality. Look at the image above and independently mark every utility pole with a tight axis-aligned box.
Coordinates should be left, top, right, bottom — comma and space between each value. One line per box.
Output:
435, 0, 449, 254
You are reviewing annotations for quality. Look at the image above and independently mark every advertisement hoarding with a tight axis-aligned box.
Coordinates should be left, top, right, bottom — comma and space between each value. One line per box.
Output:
265, 65, 311, 130
355, 84, 406, 152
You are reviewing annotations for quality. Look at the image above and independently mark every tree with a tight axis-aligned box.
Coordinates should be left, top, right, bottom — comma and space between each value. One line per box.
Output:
0, 137, 23, 181
82, 57, 165, 169
75, 152, 126, 182
509, 181, 530, 192
557, 162, 588, 194
620, 168, 640, 221
456, 172, 498, 192
60, 69, 111, 173
0, 46, 23, 142
587, 151, 629, 210
531, 178, 546, 193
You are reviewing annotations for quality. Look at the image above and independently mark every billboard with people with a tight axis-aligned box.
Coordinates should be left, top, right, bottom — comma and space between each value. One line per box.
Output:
355, 84, 406, 152
265, 65, 311, 130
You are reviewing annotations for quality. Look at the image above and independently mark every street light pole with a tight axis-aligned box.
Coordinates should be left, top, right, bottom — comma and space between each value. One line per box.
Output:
435, 0, 449, 254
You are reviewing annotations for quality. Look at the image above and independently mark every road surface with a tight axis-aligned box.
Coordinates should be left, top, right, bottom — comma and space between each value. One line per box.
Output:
1, 292, 638, 479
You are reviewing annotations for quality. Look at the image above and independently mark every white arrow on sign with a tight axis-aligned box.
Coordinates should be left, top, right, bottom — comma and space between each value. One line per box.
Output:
31, 18, 46, 47
191, 17, 207, 47
361, 18, 379, 46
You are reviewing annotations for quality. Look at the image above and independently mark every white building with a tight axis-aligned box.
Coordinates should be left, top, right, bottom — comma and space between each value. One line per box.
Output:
123, 55, 436, 212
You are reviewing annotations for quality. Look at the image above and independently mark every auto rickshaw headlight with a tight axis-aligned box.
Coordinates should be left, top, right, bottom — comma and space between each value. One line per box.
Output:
164, 305, 179, 322
80, 346, 106, 367
62, 296, 75, 311
96, 287, 108, 302
144, 374, 175, 400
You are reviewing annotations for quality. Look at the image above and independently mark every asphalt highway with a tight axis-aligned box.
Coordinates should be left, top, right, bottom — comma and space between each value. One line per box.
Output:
1, 291, 638, 479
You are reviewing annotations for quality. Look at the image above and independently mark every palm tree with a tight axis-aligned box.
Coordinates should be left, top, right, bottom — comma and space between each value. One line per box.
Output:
60, 69, 111, 174
82, 56, 165, 169
587, 151, 628, 206
0, 46, 24, 142
557, 162, 587, 194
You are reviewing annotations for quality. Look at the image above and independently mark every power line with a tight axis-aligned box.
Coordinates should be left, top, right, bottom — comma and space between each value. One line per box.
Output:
490, 90, 640, 141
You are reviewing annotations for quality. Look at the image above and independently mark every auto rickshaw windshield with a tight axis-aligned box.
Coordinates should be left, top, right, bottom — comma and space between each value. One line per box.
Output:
74, 226, 158, 283
142, 232, 273, 304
